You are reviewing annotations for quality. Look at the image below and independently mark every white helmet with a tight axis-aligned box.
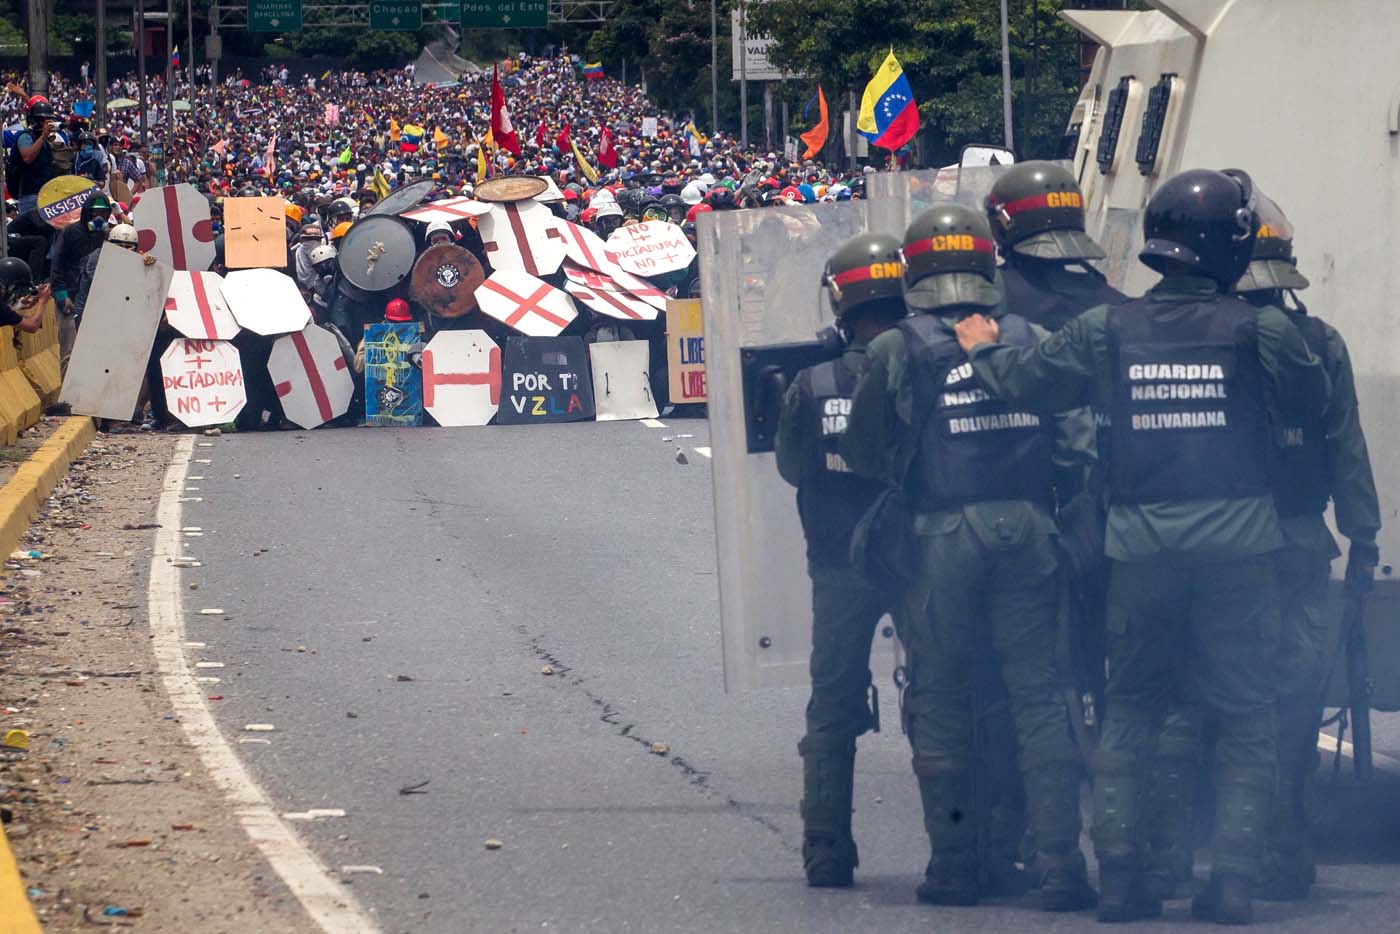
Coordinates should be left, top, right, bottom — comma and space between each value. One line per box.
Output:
309, 244, 338, 265
425, 220, 454, 242
680, 182, 703, 205
108, 223, 139, 246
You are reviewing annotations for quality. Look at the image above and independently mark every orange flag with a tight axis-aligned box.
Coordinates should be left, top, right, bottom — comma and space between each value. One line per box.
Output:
800, 87, 829, 160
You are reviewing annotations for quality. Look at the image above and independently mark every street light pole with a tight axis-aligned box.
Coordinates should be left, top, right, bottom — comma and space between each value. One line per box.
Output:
738, 0, 747, 148
27, 0, 49, 95
166, 0, 175, 181
1000, 0, 1015, 152
138, 0, 148, 146
96, 0, 107, 123
709, 0, 717, 134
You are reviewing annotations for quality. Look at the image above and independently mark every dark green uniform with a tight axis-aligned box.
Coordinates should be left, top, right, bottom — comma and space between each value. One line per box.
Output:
1254, 297, 1380, 894
964, 276, 1330, 901
843, 309, 1096, 900
775, 341, 893, 883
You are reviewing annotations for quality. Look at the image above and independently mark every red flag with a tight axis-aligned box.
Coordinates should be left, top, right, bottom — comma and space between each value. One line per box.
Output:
535, 120, 548, 149
554, 123, 571, 153
597, 126, 617, 169
491, 65, 521, 156
800, 87, 830, 160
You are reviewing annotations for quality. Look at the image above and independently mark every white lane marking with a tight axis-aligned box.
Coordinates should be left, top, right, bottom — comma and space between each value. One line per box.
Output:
693, 446, 712, 459
640, 418, 667, 429
148, 436, 381, 934
1316, 730, 1400, 774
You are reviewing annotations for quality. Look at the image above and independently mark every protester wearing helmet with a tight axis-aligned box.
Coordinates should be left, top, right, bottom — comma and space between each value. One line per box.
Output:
306, 243, 340, 320
9, 97, 62, 212
425, 220, 455, 247
842, 203, 1096, 913
948, 169, 1331, 925
52, 193, 114, 313
773, 232, 907, 891
0, 257, 48, 334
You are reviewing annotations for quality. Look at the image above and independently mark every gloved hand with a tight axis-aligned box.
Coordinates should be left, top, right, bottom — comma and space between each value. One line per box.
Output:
1345, 541, 1379, 596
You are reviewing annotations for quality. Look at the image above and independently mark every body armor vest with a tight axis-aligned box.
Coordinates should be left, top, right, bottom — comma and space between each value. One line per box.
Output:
1273, 306, 1331, 517
796, 358, 886, 568
903, 312, 1055, 511
1106, 296, 1271, 503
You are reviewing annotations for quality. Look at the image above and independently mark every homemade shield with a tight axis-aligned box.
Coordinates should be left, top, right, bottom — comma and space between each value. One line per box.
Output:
131, 183, 216, 271
36, 175, 97, 229
400, 196, 493, 224
337, 215, 417, 298
605, 221, 696, 277
59, 244, 174, 420
497, 336, 595, 425
477, 200, 567, 277
562, 261, 666, 312
476, 269, 578, 337
555, 220, 616, 273
699, 199, 904, 692
221, 268, 312, 336
588, 340, 657, 421
363, 321, 424, 426
268, 324, 354, 429
421, 329, 501, 427
223, 196, 287, 268
564, 277, 657, 322
363, 179, 435, 217
160, 338, 246, 427
164, 270, 240, 340
475, 176, 548, 203
410, 243, 485, 318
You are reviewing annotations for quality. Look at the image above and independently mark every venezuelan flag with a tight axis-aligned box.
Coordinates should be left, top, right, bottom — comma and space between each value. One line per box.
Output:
857, 51, 919, 151
583, 62, 604, 80
400, 123, 424, 153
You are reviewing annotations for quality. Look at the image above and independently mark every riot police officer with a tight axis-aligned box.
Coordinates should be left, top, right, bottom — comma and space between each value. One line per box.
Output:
985, 160, 1125, 332
1234, 194, 1380, 902
773, 232, 906, 888
842, 204, 1096, 911
952, 169, 1330, 924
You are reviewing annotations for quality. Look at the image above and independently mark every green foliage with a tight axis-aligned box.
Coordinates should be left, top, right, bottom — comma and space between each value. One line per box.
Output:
747, 0, 1083, 164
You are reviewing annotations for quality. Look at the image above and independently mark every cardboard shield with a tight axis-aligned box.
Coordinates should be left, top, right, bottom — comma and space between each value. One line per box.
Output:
564, 278, 658, 322
363, 321, 424, 426
132, 183, 217, 271
338, 215, 417, 294
410, 243, 485, 319
59, 244, 174, 420
605, 221, 696, 277
37, 175, 98, 229
422, 330, 501, 427
224, 196, 287, 268
268, 324, 354, 429
561, 261, 666, 315
160, 338, 246, 427
476, 269, 578, 338
587, 340, 657, 421
477, 200, 566, 277
555, 220, 618, 273
363, 179, 435, 217
164, 270, 241, 340
665, 298, 707, 403
497, 336, 595, 425
401, 196, 493, 224
221, 268, 312, 336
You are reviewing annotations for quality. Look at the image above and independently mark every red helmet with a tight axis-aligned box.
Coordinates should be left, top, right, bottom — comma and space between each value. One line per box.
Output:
685, 203, 714, 223
384, 298, 412, 322
579, 207, 598, 224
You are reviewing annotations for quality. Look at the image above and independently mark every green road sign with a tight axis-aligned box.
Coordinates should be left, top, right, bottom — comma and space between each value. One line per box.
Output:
461, 0, 547, 29
248, 0, 302, 31
370, 0, 422, 30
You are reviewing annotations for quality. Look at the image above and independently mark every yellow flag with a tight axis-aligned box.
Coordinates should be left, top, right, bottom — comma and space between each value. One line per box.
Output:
570, 138, 599, 184
370, 168, 391, 199
388, 118, 402, 142
433, 127, 450, 152
475, 140, 488, 184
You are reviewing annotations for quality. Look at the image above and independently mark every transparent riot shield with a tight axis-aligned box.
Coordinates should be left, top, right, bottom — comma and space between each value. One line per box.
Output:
701, 200, 904, 692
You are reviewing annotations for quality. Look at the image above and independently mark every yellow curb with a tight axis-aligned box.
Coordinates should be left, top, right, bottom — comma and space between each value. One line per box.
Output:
0, 417, 95, 932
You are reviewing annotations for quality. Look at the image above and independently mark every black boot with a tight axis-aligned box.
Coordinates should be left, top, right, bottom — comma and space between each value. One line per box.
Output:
798, 735, 858, 888
1192, 872, 1254, 925
1097, 858, 1162, 924
915, 769, 979, 905
917, 854, 979, 906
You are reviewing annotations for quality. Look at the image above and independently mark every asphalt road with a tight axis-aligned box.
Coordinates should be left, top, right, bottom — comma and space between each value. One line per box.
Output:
166, 419, 1400, 934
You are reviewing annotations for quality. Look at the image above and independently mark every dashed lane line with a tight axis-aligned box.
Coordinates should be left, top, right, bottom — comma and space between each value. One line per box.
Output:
147, 436, 381, 934
640, 418, 668, 428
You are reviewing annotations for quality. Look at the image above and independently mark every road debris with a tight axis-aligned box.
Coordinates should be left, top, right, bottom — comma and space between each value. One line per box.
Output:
484, 838, 504, 850
398, 779, 430, 795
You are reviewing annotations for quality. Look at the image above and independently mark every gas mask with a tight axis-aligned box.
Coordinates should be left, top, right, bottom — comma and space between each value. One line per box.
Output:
88, 216, 109, 232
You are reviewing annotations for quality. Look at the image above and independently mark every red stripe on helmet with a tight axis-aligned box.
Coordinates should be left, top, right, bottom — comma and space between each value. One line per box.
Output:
902, 235, 996, 259
995, 192, 1082, 217
831, 261, 902, 288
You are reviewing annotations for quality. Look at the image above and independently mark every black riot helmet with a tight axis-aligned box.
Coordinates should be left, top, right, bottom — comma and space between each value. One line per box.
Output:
823, 232, 905, 319
901, 203, 1001, 312
0, 257, 35, 303
26, 98, 56, 126
984, 160, 1103, 260
1140, 168, 1258, 291
659, 193, 687, 224
1234, 192, 1309, 293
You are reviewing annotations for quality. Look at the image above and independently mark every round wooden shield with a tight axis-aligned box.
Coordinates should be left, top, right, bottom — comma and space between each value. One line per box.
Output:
475, 176, 548, 203
410, 243, 485, 319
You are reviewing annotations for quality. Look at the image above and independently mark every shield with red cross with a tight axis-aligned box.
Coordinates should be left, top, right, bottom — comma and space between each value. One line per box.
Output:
422, 330, 501, 427
159, 338, 246, 428
132, 183, 217, 271
477, 200, 567, 277
268, 324, 354, 429
563, 277, 659, 322
401, 196, 494, 224
605, 221, 696, 278
561, 261, 668, 312
556, 220, 620, 274
475, 269, 579, 338
164, 270, 241, 341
